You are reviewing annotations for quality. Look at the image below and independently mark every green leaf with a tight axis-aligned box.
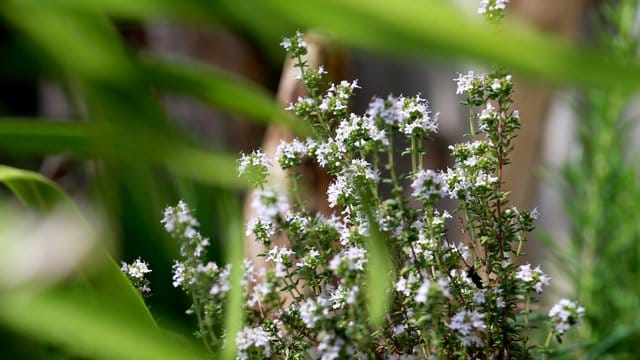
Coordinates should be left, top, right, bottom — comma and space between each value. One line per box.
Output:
0, 119, 248, 189
217, 193, 245, 360
0, 165, 69, 211
140, 57, 311, 137
0, 165, 157, 330
358, 189, 393, 326
0, 288, 208, 360
236, 0, 640, 92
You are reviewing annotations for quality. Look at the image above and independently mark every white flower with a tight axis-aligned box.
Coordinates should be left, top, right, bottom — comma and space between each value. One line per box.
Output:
209, 264, 231, 296
299, 297, 320, 328
549, 299, 585, 335
400, 95, 439, 135
437, 277, 452, 298
297, 248, 320, 268
266, 246, 295, 278
454, 71, 483, 95
246, 216, 275, 244
171, 261, 186, 288
327, 173, 352, 208
251, 188, 289, 220
415, 279, 430, 304
121, 258, 151, 279
478, 0, 510, 15
236, 325, 272, 360
515, 264, 551, 293
275, 139, 307, 168
279, 38, 292, 50
448, 310, 486, 348
317, 332, 344, 360
237, 149, 271, 176
161, 200, 199, 234
308, 139, 343, 168
473, 289, 486, 304
329, 246, 367, 272
411, 169, 445, 201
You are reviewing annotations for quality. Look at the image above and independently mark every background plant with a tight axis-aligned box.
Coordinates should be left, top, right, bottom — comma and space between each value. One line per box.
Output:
552, 0, 640, 358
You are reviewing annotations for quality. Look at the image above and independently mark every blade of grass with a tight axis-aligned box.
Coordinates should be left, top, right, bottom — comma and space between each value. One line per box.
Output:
0, 119, 248, 189
140, 57, 311, 137
0, 288, 208, 360
0, 165, 157, 329
238, 0, 640, 92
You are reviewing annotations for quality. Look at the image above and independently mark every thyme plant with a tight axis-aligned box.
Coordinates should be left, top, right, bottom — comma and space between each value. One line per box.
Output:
124, 2, 585, 359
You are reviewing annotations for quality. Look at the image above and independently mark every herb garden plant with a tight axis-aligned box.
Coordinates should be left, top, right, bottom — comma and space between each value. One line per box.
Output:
121, 2, 585, 359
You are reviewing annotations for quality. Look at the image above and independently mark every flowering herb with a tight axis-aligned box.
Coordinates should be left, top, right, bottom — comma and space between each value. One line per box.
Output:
126, 2, 585, 358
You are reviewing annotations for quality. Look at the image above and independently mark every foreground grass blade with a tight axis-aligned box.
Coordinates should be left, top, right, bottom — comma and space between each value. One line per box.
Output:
10, 0, 640, 91
218, 194, 245, 360
140, 57, 311, 137
0, 165, 157, 329
358, 189, 393, 326
0, 289, 208, 360
246, 0, 640, 92
0, 119, 248, 189
0, 165, 69, 211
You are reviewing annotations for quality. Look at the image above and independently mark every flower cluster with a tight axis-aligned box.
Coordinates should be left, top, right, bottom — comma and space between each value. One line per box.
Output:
135, 25, 584, 359
120, 258, 152, 296
478, 0, 510, 21
162, 201, 234, 350
548, 299, 585, 335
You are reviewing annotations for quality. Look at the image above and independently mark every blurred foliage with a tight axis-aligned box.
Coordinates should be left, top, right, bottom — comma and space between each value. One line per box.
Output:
0, 0, 638, 358
552, 1, 640, 358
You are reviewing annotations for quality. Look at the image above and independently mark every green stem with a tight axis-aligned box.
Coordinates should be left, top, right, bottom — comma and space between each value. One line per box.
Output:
542, 331, 554, 360
191, 292, 216, 356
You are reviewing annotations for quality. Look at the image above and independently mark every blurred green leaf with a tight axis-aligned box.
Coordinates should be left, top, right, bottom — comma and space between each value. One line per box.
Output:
0, 119, 247, 189
140, 57, 311, 137
0, 119, 94, 155
237, 0, 640, 92
0, 165, 157, 329
9, 0, 640, 91
217, 193, 244, 360
0, 165, 69, 211
358, 189, 392, 326
0, 289, 207, 360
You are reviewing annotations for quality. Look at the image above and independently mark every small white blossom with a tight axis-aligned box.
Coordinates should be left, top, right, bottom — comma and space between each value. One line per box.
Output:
454, 71, 484, 95
415, 279, 431, 304
161, 200, 198, 234
209, 264, 231, 296
237, 150, 271, 176
515, 264, 551, 294
236, 325, 272, 360
448, 310, 486, 348
329, 246, 367, 272
317, 332, 344, 360
121, 258, 151, 279
478, 0, 510, 15
171, 261, 186, 288
266, 246, 295, 278
275, 139, 307, 169
246, 216, 275, 244
549, 299, 585, 335
251, 188, 289, 220
299, 297, 321, 328
411, 169, 445, 202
